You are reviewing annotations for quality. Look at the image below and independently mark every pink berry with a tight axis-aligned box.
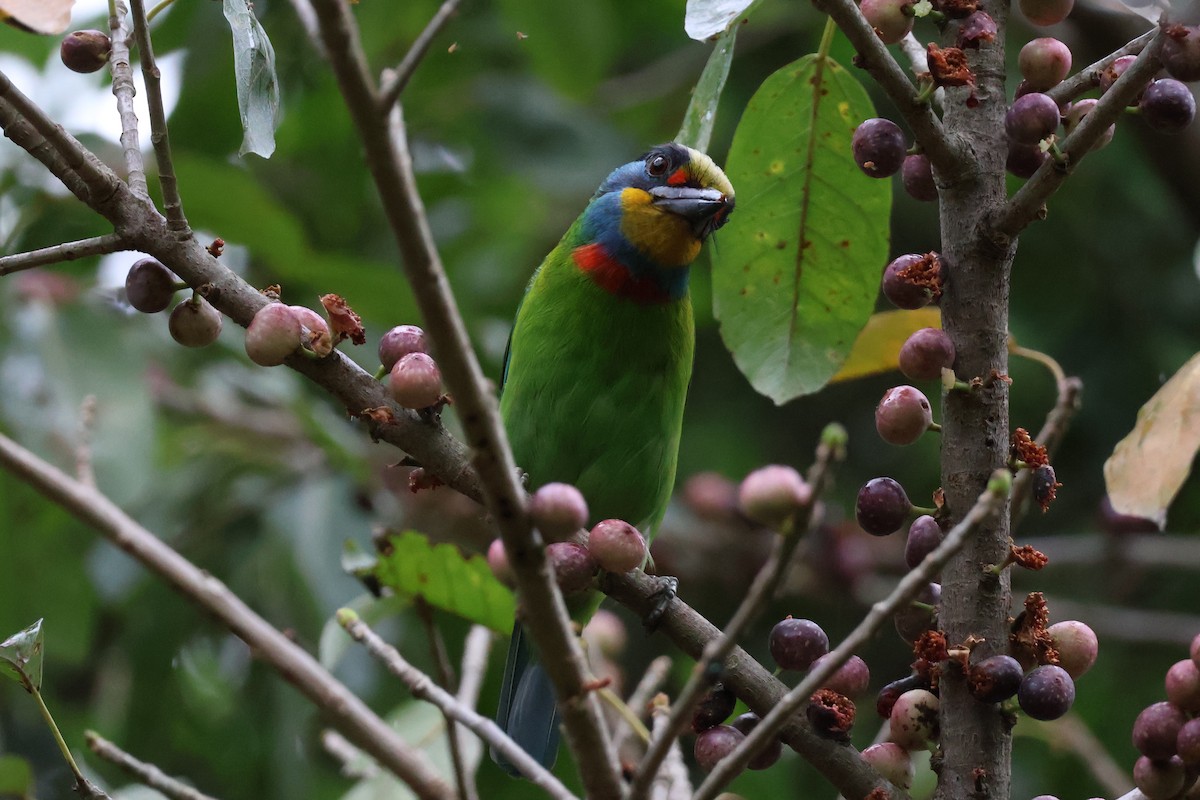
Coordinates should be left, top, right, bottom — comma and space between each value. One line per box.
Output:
862, 742, 914, 788
1019, 38, 1072, 91
1005, 92, 1061, 145
290, 305, 333, 357
889, 688, 939, 749
378, 324, 429, 371
1063, 99, 1115, 150
389, 352, 443, 409
1134, 754, 1185, 800
1046, 620, 1098, 678
810, 653, 871, 698
1165, 659, 1200, 713
1133, 701, 1186, 760
875, 385, 934, 446
1019, 0, 1073, 26
899, 327, 955, 381
860, 0, 914, 44
487, 538, 515, 586
546, 542, 598, 595
737, 465, 811, 528
245, 303, 302, 366
586, 519, 647, 573
529, 482, 589, 542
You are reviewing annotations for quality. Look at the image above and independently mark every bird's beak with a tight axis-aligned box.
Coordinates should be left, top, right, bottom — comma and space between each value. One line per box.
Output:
649, 186, 734, 239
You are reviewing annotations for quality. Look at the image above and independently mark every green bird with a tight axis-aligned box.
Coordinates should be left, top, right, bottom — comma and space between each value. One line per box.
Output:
493, 143, 735, 775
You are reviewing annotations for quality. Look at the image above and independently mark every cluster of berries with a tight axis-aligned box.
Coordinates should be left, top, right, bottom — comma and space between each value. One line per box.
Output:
124, 258, 222, 348
1124, 633, 1200, 799
486, 481, 648, 593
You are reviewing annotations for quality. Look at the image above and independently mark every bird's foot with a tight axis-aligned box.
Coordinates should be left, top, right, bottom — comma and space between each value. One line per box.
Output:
643, 575, 678, 632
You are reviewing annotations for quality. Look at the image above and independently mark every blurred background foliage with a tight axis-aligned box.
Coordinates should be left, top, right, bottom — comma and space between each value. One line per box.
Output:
1, 0, 1199, 797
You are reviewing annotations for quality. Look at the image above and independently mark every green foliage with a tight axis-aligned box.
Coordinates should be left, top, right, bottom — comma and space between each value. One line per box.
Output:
0, 619, 43, 693
222, 0, 281, 158
359, 532, 516, 634
713, 51, 891, 404
0, 754, 34, 799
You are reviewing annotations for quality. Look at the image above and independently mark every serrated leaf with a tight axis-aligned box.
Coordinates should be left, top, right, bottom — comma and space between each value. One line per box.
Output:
712, 54, 891, 404
1103, 351, 1200, 528
0, 0, 73, 34
222, 0, 280, 158
0, 619, 44, 692
684, 0, 761, 40
676, 27, 737, 153
366, 532, 515, 634
830, 308, 942, 383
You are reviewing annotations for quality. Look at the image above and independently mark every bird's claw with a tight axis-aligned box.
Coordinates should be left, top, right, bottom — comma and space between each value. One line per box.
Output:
644, 575, 678, 632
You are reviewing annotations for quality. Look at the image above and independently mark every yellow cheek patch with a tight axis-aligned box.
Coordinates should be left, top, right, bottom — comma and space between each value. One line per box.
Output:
618, 187, 703, 268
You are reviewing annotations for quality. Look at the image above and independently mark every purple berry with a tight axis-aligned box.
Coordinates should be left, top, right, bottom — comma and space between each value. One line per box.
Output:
882, 252, 941, 309
1139, 78, 1196, 133
1005, 92, 1061, 145
1006, 142, 1049, 179
894, 582, 940, 643
875, 385, 934, 446
60, 30, 111, 74
1018, 664, 1075, 720
693, 725, 744, 773
853, 118, 908, 178
810, 653, 871, 698
899, 327, 956, 381
487, 538, 515, 586
737, 465, 812, 528
124, 258, 178, 314
967, 654, 1024, 703
860, 0, 914, 45
904, 515, 944, 568
1132, 701, 1186, 760
390, 352, 443, 409
1177, 717, 1200, 766
245, 303, 302, 366
692, 682, 736, 732
729, 713, 783, 770
889, 688, 939, 749
1099, 55, 1140, 100
1019, 38, 1072, 91
769, 617, 829, 671
1063, 99, 1115, 150
855, 477, 912, 536
587, 519, 647, 573
545, 541, 598, 596
1046, 620, 1098, 679
901, 154, 937, 202
529, 482, 589, 542
862, 742, 914, 789
1019, 0, 1073, 26
290, 305, 333, 357
1133, 754, 1185, 800
168, 297, 223, 348
956, 11, 997, 49
1161, 24, 1200, 83
378, 324, 428, 371
1166, 659, 1200, 713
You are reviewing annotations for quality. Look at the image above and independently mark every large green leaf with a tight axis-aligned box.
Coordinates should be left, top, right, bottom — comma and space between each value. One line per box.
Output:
358, 532, 515, 634
712, 54, 891, 404
0, 619, 43, 693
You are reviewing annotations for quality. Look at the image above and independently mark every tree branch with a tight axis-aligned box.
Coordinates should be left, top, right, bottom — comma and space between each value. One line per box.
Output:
0, 432, 455, 800
85, 731, 221, 800
129, 0, 188, 230
377, 0, 461, 113
989, 31, 1165, 241
1046, 28, 1156, 107
0, 233, 128, 276
813, 0, 964, 176
107, 0, 148, 196
690, 472, 1012, 800
305, 2, 622, 794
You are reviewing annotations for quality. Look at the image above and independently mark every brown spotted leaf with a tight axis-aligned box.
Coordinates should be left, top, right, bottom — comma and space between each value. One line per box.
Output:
1103, 351, 1200, 529
712, 54, 891, 404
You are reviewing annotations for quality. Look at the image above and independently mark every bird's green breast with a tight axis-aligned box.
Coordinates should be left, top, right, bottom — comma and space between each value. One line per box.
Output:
501, 244, 694, 535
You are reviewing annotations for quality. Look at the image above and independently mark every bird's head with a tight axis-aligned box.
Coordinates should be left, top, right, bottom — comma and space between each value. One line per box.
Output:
584, 143, 735, 270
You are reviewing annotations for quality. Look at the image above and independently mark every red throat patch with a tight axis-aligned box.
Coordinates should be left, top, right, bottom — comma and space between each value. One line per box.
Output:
572, 243, 670, 304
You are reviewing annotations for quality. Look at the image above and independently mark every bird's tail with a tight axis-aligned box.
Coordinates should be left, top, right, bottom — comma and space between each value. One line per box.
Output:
492, 624, 562, 776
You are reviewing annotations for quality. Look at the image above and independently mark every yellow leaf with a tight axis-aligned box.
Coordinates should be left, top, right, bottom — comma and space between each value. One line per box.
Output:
829, 308, 942, 383
1103, 351, 1200, 529
0, 0, 74, 34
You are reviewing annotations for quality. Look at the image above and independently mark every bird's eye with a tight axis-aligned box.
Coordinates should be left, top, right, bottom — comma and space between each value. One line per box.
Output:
646, 154, 669, 177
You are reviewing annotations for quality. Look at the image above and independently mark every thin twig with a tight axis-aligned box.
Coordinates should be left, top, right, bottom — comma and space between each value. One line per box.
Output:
307, 2, 621, 794
1009, 372, 1082, 531
813, 0, 962, 176
628, 429, 844, 800
0, 233, 128, 276
128, 0, 188, 230
613, 656, 672, 754
1046, 28, 1157, 107
646, 697, 692, 800
414, 600, 475, 800
454, 626, 494, 782
85, 731, 220, 800
0, 432, 454, 800
320, 729, 380, 780
692, 472, 1013, 800
107, 0, 148, 197
75, 395, 97, 488
338, 609, 580, 800
990, 31, 1165, 241
377, 0, 461, 113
